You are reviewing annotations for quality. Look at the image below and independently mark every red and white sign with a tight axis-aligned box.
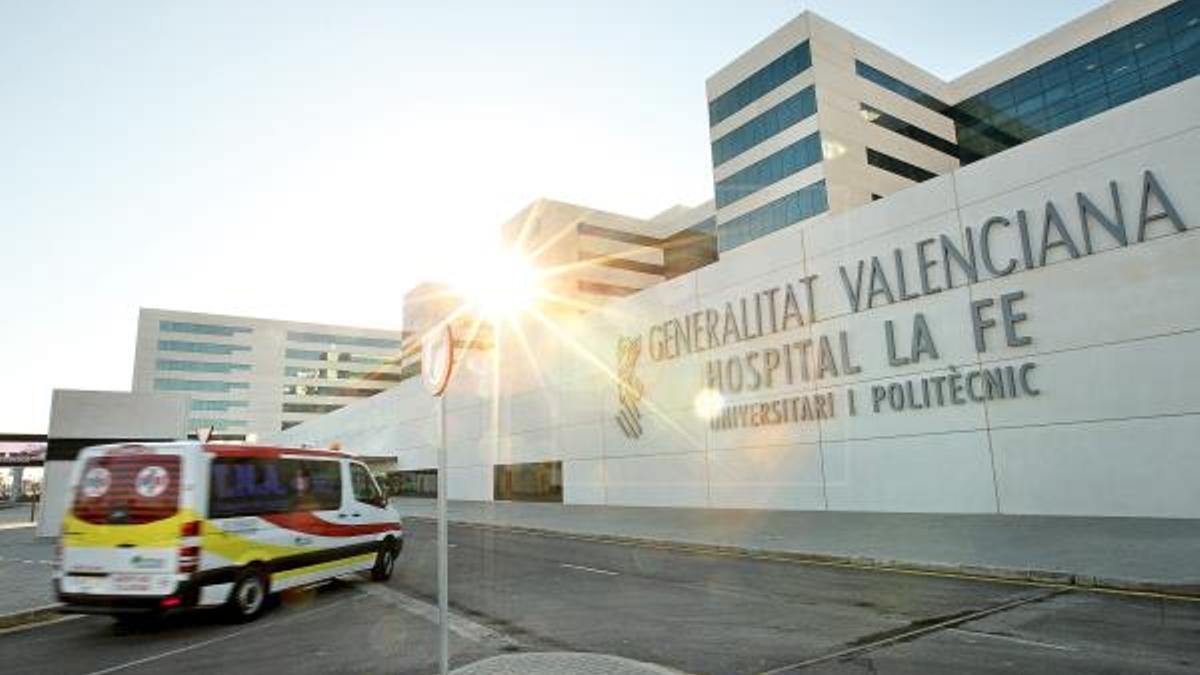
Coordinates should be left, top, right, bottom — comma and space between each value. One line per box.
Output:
81, 467, 111, 498
135, 465, 170, 498
422, 325, 455, 397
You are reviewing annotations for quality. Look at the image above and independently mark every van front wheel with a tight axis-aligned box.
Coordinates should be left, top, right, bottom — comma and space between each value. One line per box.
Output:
226, 567, 269, 622
371, 538, 398, 582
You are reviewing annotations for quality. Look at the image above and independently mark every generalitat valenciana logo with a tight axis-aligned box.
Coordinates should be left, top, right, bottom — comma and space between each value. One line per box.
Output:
615, 335, 644, 439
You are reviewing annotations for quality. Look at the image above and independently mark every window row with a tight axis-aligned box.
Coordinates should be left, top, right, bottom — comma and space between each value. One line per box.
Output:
282, 384, 385, 398
286, 331, 402, 350
285, 348, 401, 366
282, 402, 344, 414
717, 180, 828, 252
715, 132, 823, 209
859, 103, 961, 159
158, 339, 251, 355
159, 320, 252, 337
209, 457, 343, 517
191, 399, 249, 412
155, 378, 250, 393
709, 41, 812, 127
955, 0, 1199, 161
711, 86, 817, 167
855, 60, 948, 113
866, 148, 938, 183
157, 359, 251, 374
188, 418, 247, 430
284, 366, 404, 382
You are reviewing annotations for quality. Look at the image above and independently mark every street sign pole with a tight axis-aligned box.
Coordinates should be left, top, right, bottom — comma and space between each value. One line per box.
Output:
422, 325, 455, 675
436, 393, 448, 675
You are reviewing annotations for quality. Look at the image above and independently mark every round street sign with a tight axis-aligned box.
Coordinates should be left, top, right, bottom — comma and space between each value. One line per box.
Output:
422, 325, 454, 397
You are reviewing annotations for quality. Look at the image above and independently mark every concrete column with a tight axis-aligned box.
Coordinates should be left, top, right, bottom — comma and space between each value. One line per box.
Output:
8, 467, 22, 503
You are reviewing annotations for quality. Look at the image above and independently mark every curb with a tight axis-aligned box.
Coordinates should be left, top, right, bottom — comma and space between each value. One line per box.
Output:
0, 603, 68, 634
409, 516, 1200, 601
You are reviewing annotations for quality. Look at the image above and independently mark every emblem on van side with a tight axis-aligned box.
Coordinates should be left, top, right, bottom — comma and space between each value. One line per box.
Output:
615, 336, 644, 439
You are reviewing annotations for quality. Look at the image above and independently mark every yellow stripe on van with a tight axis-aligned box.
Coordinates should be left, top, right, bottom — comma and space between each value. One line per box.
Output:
272, 553, 376, 581
61, 510, 202, 548
200, 526, 307, 564
62, 511, 310, 567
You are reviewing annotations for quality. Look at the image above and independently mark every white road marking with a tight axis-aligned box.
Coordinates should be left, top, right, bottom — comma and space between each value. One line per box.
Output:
949, 627, 1077, 651
358, 583, 516, 646
0, 557, 54, 565
559, 563, 620, 576
82, 594, 355, 675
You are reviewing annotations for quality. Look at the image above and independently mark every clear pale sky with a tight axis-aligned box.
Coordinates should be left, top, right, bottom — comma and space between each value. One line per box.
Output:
0, 1, 1106, 433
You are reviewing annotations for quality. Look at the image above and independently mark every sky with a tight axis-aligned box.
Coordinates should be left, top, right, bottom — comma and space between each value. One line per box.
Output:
0, 0, 1107, 433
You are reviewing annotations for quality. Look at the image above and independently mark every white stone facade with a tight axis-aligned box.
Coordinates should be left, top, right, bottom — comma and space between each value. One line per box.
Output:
272, 76, 1200, 518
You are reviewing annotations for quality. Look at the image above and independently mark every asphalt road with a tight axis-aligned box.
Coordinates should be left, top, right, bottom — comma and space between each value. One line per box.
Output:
3, 519, 1198, 674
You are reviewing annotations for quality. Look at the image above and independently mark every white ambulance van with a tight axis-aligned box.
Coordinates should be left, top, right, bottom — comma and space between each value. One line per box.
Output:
55, 442, 403, 622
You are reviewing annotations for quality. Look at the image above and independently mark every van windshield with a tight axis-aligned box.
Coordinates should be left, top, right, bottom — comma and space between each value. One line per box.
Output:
72, 452, 181, 525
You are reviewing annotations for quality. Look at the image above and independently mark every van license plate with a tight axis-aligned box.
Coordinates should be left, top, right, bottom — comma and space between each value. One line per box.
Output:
112, 574, 153, 593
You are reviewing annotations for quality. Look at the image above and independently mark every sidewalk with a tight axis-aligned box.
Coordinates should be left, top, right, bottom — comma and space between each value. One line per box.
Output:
391, 499, 1200, 595
0, 525, 56, 620
0, 502, 37, 528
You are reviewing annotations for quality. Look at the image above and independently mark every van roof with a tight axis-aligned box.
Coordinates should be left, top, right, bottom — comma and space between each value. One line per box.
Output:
84, 441, 356, 460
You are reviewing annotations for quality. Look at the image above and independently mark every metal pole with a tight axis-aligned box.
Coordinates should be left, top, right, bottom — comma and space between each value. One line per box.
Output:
437, 394, 449, 675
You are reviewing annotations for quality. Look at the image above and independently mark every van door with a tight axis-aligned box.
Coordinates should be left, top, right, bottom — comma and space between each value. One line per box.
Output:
207, 456, 334, 566
61, 448, 185, 597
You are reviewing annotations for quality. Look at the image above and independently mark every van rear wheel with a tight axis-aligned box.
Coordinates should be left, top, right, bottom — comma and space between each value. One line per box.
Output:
371, 538, 399, 582
226, 567, 269, 622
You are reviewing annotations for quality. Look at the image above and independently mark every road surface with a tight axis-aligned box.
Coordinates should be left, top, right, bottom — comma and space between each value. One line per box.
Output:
3, 519, 1198, 674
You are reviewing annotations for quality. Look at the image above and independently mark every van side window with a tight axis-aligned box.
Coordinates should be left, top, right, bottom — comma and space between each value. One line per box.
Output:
350, 463, 384, 507
293, 460, 342, 512
210, 457, 341, 517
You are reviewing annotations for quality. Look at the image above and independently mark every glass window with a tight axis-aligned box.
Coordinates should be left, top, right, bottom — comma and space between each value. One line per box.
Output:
866, 148, 937, 183
154, 378, 250, 392
855, 60, 948, 112
157, 359, 251, 373
286, 331, 402, 349
494, 462, 563, 503
953, 0, 1200, 164
283, 365, 403, 382
159, 339, 251, 355
209, 458, 341, 518
282, 402, 344, 414
191, 399, 249, 412
715, 132, 822, 208
188, 418, 247, 430
159, 320, 252, 336
73, 454, 180, 525
859, 103, 960, 158
717, 180, 827, 252
709, 42, 811, 126
295, 460, 342, 511
286, 348, 402, 366
711, 85, 817, 166
350, 463, 384, 507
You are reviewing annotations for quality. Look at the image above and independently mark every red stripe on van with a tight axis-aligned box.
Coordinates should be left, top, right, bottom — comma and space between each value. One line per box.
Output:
260, 511, 400, 538
203, 445, 350, 460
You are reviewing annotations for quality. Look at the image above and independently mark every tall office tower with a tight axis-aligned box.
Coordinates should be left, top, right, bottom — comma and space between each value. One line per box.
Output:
707, 0, 1198, 251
